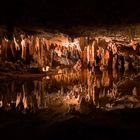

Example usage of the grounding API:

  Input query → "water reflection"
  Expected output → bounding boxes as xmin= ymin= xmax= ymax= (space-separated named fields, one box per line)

xmin=0 ymin=68 xmax=140 ymax=114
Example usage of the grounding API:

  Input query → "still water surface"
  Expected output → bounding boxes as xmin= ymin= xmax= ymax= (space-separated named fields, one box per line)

xmin=0 ymin=68 xmax=140 ymax=115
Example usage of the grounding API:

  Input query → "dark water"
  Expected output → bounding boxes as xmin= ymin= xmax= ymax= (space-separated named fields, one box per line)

xmin=0 ymin=68 xmax=140 ymax=114
xmin=0 ymin=68 xmax=140 ymax=140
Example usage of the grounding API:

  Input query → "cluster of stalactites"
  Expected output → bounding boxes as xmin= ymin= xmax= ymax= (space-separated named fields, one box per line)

xmin=0 ymin=33 xmax=81 ymax=68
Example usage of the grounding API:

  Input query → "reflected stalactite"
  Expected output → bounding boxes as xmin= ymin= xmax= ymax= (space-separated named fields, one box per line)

xmin=22 ymin=85 xmax=28 ymax=109
xmin=132 ymin=87 xmax=137 ymax=97
xmin=16 ymin=93 xmax=22 ymax=108
xmin=0 ymin=66 xmax=139 ymax=112
xmin=0 ymin=100 xmax=2 ymax=107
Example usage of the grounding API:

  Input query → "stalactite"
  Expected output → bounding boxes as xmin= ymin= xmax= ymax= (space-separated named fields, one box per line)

xmin=87 ymin=45 xmax=89 ymax=65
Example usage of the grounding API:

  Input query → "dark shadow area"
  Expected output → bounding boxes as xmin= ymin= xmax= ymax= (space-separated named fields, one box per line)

xmin=1 ymin=108 xmax=140 ymax=140
xmin=1 ymin=0 xmax=140 ymax=39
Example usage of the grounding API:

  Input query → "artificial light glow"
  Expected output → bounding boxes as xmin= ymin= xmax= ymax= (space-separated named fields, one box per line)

xmin=42 ymin=66 xmax=49 ymax=72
